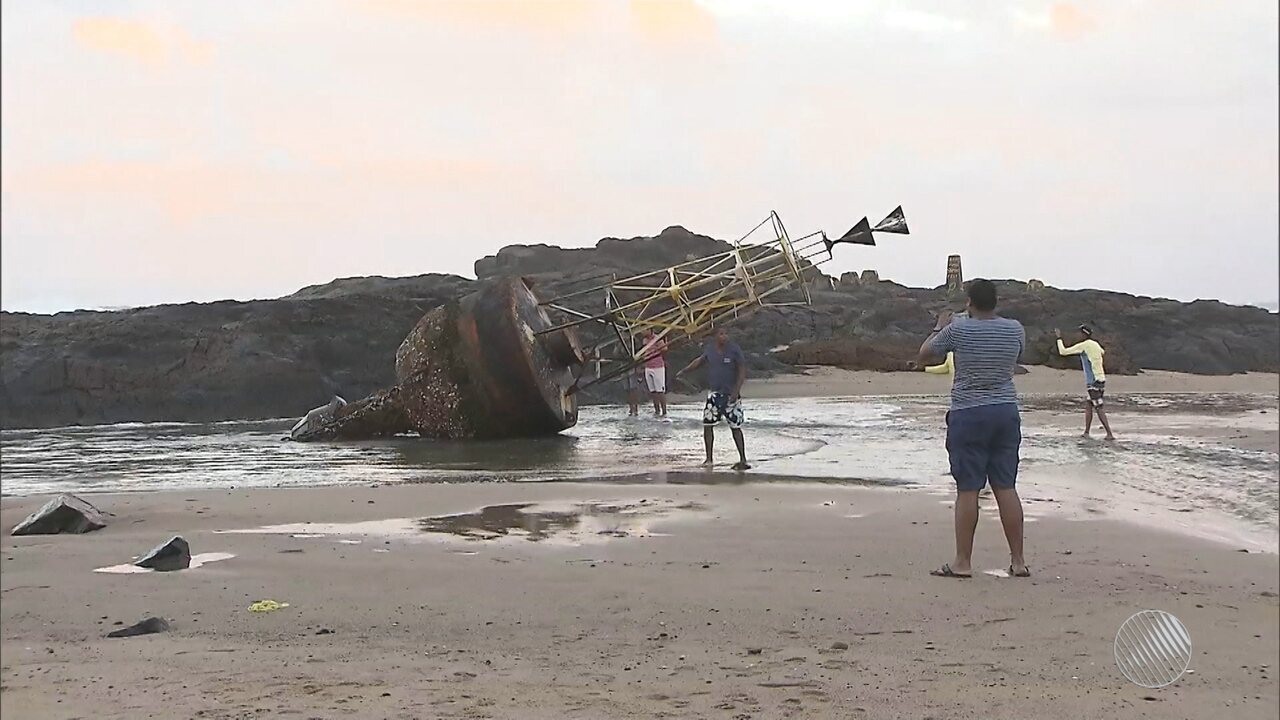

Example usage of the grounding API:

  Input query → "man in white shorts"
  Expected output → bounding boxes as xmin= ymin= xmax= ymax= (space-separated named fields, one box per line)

xmin=640 ymin=330 xmax=668 ymax=416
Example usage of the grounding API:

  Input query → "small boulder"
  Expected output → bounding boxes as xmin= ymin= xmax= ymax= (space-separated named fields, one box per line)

xmin=11 ymin=494 xmax=108 ymax=536
xmin=106 ymin=617 xmax=169 ymax=638
xmin=135 ymin=536 xmax=191 ymax=571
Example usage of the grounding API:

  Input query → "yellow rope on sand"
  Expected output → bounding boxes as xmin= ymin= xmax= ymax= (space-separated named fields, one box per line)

xmin=248 ymin=599 xmax=289 ymax=613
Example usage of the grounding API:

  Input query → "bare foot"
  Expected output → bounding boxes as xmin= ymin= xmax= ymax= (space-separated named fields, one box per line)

xmin=732 ymin=461 xmax=751 ymax=471
xmin=701 ymin=458 xmax=714 ymax=467
xmin=1104 ymin=434 xmax=1116 ymax=441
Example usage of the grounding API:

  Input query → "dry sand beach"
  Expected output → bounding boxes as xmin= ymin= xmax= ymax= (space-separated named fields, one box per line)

xmin=2 ymin=369 xmax=1278 ymax=720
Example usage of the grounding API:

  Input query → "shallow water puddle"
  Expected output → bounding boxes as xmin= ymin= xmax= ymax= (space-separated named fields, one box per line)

xmin=220 ymin=499 xmax=708 ymax=546
xmin=94 ymin=552 xmax=236 ymax=574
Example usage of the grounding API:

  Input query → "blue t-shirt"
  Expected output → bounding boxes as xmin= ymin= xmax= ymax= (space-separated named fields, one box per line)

xmin=703 ymin=341 xmax=745 ymax=394
xmin=928 ymin=317 xmax=1025 ymax=411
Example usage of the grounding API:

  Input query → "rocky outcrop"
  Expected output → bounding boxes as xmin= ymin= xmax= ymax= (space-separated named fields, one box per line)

xmin=1 ymin=228 xmax=1276 ymax=429
xmin=1 ymin=274 xmax=468 ymax=429
xmin=11 ymin=494 xmax=108 ymax=535
xmin=772 ymin=339 xmax=918 ymax=372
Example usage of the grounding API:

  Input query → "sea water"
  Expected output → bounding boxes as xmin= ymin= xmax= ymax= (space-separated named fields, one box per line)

xmin=2 ymin=394 xmax=1275 ymax=549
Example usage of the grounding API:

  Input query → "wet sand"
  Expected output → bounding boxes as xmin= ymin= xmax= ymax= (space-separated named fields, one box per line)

xmin=679 ymin=367 xmax=1280 ymax=455
xmin=728 ymin=366 xmax=1280 ymax=399
xmin=3 ymin=481 xmax=1277 ymax=720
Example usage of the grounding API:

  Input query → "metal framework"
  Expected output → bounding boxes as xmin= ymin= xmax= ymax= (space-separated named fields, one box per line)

xmin=537 ymin=207 xmax=908 ymax=393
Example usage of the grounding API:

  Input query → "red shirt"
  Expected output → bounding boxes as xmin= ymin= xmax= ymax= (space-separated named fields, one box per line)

xmin=641 ymin=337 xmax=667 ymax=369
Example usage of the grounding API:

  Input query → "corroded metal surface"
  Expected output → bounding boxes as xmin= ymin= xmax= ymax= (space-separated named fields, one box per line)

xmin=291 ymin=277 xmax=580 ymax=441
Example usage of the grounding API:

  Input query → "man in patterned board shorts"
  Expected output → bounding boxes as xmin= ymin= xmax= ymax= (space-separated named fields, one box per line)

xmin=917 ymin=279 xmax=1029 ymax=580
xmin=676 ymin=327 xmax=750 ymax=470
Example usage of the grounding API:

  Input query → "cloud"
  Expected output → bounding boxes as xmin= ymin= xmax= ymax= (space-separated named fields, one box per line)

xmin=71 ymin=17 xmax=213 ymax=67
xmin=883 ymin=9 xmax=969 ymax=35
xmin=1012 ymin=3 xmax=1097 ymax=41
xmin=357 ymin=0 xmax=602 ymax=35
xmin=1049 ymin=3 xmax=1097 ymax=39
xmin=629 ymin=0 xmax=718 ymax=44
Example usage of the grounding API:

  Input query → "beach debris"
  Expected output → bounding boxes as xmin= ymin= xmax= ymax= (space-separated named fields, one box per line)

xmin=248 ymin=599 xmax=290 ymax=613
xmin=747 ymin=648 xmax=763 ymax=655
xmin=831 ymin=641 xmax=850 ymax=650
xmin=288 ymin=278 xmax=583 ymax=441
xmin=289 ymin=395 xmax=347 ymax=439
xmin=106 ymin=616 xmax=170 ymax=638
xmin=135 ymin=535 xmax=191 ymax=571
xmin=11 ymin=493 xmax=108 ymax=536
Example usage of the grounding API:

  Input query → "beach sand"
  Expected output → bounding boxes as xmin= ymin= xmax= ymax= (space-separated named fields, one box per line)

xmin=2 ymin=480 xmax=1277 ymax=720
xmin=2 ymin=368 xmax=1277 ymax=719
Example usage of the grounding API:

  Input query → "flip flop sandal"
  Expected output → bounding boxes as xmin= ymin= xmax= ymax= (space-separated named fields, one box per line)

xmin=930 ymin=563 xmax=971 ymax=579
xmin=1008 ymin=565 xmax=1031 ymax=578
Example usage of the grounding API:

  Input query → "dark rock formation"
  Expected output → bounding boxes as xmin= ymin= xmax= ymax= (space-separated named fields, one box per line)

xmin=2 ymin=226 xmax=1276 ymax=429
xmin=10 ymin=494 xmax=108 ymax=535
xmin=1 ymin=274 xmax=469 ymax=429
xmin=135 ymin=536 xmax=191 ymax=571
xmin=772 ymin=339 xmax=918 ymax=372
xmin=106 ymin=617 xmax=170 ymax=638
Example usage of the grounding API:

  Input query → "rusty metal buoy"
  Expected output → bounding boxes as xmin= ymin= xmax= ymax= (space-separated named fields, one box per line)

xmin=291 ymin=277 xmax=582 ymax=441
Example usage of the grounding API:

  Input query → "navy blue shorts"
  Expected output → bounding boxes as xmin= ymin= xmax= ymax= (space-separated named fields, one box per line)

xmin=945 ymin=403 xmax=1021 ymax=492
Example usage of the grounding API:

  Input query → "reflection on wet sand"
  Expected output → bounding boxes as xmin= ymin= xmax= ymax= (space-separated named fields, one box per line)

xmin=220 ymin=499 xmax=709 ymax=546
xmin=417 ymin=500 xmax=707 ymax=542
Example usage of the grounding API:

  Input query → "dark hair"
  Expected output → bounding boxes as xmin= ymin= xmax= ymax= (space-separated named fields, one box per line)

xmin=967 ymin=279 xmax=998 ymax=311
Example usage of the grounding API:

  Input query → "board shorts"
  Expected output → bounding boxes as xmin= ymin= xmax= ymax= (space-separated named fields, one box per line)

xmin=1086 ymin=380 xmax=1105 ymax=407
xmin=945 ymin=403 xmax=1021 ymax=492
xmin=644 ymin=366 xmax=666 ymax=393
xmin=702 ymin=391 xmax=744 ymax=429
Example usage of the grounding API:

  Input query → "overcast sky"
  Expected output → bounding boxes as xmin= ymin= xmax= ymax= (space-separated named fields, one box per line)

xmin=2 ymin=0 xmax=1277 ymax=313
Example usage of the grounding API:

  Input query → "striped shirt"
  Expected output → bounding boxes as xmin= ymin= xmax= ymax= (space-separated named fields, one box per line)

xmin=928 ymin=317 xmax=1025 ymax=410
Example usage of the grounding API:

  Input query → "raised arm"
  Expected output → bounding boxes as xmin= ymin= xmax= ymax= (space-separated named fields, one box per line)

xmin=918 ymin=311 xmax=954 ymax=366
xmin=676 ymin=353 xmax=705 ymax=377
xmin=1054 ymin=329 xmax=1085 ymax=356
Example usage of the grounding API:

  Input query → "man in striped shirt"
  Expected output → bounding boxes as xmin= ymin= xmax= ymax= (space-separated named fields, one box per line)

xmin=917 ymin=279 xmax=1029 ymax=579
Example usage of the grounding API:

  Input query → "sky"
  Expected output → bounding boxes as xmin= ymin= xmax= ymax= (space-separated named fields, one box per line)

xmin=2 ymin=0 xmax=1277 ymax=313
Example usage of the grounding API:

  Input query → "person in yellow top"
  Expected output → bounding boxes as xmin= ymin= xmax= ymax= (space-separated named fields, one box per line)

xmin=1055 ymin=324 xmax=1115 ymax=440
xmin=924 ymin=352 xmax=954 ymax=375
